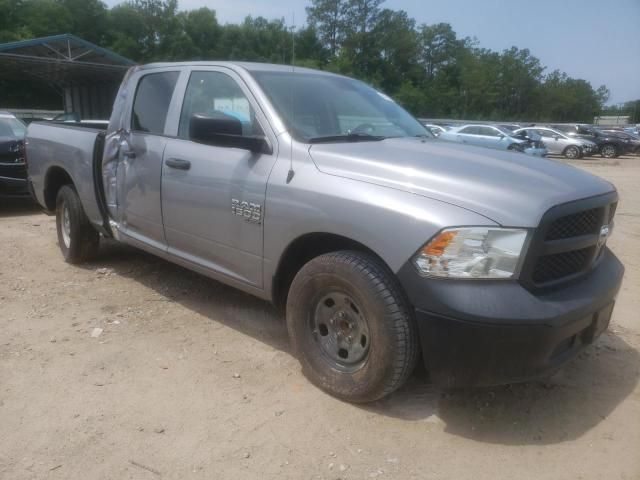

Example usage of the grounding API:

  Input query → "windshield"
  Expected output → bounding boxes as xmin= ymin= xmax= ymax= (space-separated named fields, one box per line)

xmin=495 ymin=126 xmax=515 ymax=136
xmin=250 ymin=70 xmax=431 ymax=142
xmin=0 ymin=116 xmax=26 ymax=139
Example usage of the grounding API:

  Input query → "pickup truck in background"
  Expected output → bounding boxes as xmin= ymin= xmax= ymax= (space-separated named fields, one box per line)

xmin=26 ymin=62 xmax=624 ymax=402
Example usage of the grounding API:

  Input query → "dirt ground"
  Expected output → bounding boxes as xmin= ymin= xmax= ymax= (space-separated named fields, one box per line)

xmin=1 ymin=155 xmax=639 ymax=480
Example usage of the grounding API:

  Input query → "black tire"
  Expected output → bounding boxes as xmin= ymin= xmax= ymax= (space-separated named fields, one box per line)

xmin=601 ymin=144 xmax=618 ymax=158
xmin=286 ymin=251 xmax=419 ymax=403
xmin=55 ymin=185 xmax=99 ymax=264
xmin=564 ymin=145 xmax=582 ymax=159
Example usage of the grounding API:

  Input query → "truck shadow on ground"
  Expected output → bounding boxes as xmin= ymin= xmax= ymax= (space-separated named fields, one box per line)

xmin=0 ymin=197 xmax=41 ymax=218
xmin=373 ymin=333 xmax=639 ymax=445
xmin=86 ymin=239 xmax=640 ymax=447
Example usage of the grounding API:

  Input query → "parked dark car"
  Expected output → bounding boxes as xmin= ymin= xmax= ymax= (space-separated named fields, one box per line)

xmin=551 ymin=124 xmax=630 ymax=158
xmin=0 ymin=112 xmax=28 ymax=197
xmin=598 ymin=129 xmax=640 ymax=154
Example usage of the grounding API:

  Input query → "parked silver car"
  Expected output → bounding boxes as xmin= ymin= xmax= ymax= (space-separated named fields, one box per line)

xmin=514 ymin=127 xmax=597 ymax=159
xmin=439 ymin=124 xmax=547 ymax=156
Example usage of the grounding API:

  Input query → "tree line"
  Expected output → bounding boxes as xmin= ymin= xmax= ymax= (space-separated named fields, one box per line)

xmin=0 ymin=0 xmax=618 ymax=122
xmin=600 ymin=101 xmax=640 ymax=124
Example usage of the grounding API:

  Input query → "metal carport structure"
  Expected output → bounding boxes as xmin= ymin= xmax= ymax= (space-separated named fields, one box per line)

xmin=0 ymin=34 xmax=136 ymax=119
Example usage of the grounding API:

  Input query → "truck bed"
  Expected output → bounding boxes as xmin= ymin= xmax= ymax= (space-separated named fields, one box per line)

xmin=26 ymin=122 xmax=108 ymax=233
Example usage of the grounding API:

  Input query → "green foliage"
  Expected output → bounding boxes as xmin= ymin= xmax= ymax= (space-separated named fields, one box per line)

xmin=600 ymin=99 xmax=640 ymax=123
xmin=0 ymin=0 xmax=614 ymax=122
xmin=20 ymin=0 xmax=73 ymax=38
xmin=306 ymin=0 xmax=345 ymax=57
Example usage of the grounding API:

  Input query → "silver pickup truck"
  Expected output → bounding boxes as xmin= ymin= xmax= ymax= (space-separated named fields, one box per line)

xmin=26 ymin=62 xmax=624 ymax=402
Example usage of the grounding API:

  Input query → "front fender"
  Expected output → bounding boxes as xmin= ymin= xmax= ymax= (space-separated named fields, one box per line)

xmin=262 ymin=154 xmax=497 ymax=296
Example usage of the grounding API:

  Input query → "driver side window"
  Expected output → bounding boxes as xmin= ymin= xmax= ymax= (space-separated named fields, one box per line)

xmin=178 ymin=71 xmax=262 ymax=140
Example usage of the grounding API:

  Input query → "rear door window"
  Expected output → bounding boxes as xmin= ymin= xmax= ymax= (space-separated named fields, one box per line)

xmin=131 ymin=71 xmax=180 ymax=134
xmin=478 ymin=126 xmax=500 ymax=137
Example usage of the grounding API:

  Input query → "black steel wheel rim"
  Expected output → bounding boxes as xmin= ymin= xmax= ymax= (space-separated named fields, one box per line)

xmin=310 ymin=291 xmax=370 ymax=372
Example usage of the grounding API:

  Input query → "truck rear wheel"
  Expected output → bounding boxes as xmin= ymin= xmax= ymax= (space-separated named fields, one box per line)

xmin=286 ymin=251 xmax=419 ymax=403
xmin=55 ymin=185 xmax=99 ymax=264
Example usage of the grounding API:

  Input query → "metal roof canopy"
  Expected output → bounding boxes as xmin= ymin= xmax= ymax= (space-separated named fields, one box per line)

xmin=0 ymin=34 xmax=135 ymax=87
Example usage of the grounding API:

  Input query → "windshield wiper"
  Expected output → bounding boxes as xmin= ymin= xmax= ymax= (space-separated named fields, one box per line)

xmin=307 ymin=133 xmax=387 ymax=144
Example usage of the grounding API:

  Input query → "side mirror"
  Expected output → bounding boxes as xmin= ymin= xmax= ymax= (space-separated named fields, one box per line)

xmin=189 ymin=113 xmax=270 ymax=154
xmin=553 ymin=135 xmax=560 ymax=140
xmin=497 ymin=133 xmax=505 ymax=138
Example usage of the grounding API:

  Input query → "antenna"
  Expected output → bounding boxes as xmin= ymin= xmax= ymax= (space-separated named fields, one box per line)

xmin=286 ymin=12 xmax=296 ymax=184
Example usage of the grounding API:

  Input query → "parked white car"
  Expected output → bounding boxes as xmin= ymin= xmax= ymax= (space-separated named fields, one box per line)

xmin=439 ymin=124 xmax=547 ymax=156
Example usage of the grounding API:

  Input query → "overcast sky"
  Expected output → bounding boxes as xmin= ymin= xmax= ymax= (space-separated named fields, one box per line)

xmin=103 ymin=0 xmax=640 ymax=104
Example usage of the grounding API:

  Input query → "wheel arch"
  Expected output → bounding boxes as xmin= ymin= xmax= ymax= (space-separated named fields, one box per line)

xmin=562 ymin=144 xmax=581 ymax=156
xmin=44 ymin=165 xmax=75 ymax=212
xmin=271 ymin=232 xmax=391 ymax=310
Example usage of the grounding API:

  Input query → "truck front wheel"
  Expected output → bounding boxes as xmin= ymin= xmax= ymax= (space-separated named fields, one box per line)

xmin=286 ymin=251 xmax=419 ymax=403
xmin=55 ymin=185 xmax=99 ymax=264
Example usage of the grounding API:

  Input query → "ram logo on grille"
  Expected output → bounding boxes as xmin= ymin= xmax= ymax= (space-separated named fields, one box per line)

xmin=597 ymin=224 xmax=611 ymax=249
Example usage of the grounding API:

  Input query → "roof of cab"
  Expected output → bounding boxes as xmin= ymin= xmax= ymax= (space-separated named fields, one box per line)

xmin=136 ymin=61 xmax=338 ymax=76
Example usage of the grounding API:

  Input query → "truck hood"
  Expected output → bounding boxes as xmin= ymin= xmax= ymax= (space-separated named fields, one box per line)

xmin=308 ymin=137 xmax=615 ymax=227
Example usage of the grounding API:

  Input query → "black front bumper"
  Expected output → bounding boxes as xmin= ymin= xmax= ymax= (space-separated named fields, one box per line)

xmin=397 ymin=248 xmax=624 ymax=388
xmin=0 ymin=174 xmax=30 ymax=196
xmin=0 ymin=160 xmax=29 ymax=196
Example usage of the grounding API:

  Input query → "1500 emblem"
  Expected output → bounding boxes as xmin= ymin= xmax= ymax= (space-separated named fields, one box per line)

xmin=231 ymin=199 xmax=262 ymax=224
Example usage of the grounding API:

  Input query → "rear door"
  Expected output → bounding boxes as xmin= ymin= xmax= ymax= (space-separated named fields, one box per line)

xmin=456 ymin=126 xmax=480 ymax=145
xmin=160 ymin=67 xmax=278 ymax=288
xmin=117 ymin=69 xmax=181 ymax=249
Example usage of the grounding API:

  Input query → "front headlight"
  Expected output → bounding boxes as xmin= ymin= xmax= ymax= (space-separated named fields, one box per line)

xmin=412 ymin=227 xmax=529 ymax=279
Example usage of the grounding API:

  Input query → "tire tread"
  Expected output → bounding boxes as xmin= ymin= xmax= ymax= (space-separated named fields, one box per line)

xmin=287 ymin=250 xmax=419 ymax=402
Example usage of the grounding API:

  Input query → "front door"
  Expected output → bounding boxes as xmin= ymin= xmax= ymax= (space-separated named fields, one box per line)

xmin=477 ymin=126 xmax=503 ymax=149
xmin=161 ymin=68 xmax=277 ymax=288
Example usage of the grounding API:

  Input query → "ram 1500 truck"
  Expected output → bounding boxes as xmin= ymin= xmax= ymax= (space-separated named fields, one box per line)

xmin=26 ymin=62 xmax=624 ymax=403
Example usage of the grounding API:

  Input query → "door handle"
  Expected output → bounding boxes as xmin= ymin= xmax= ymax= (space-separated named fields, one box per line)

xmin=165 ymin=158 xmax=191 ymax=170
xmin=122 ymin=150 xmax=136 ymax=158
